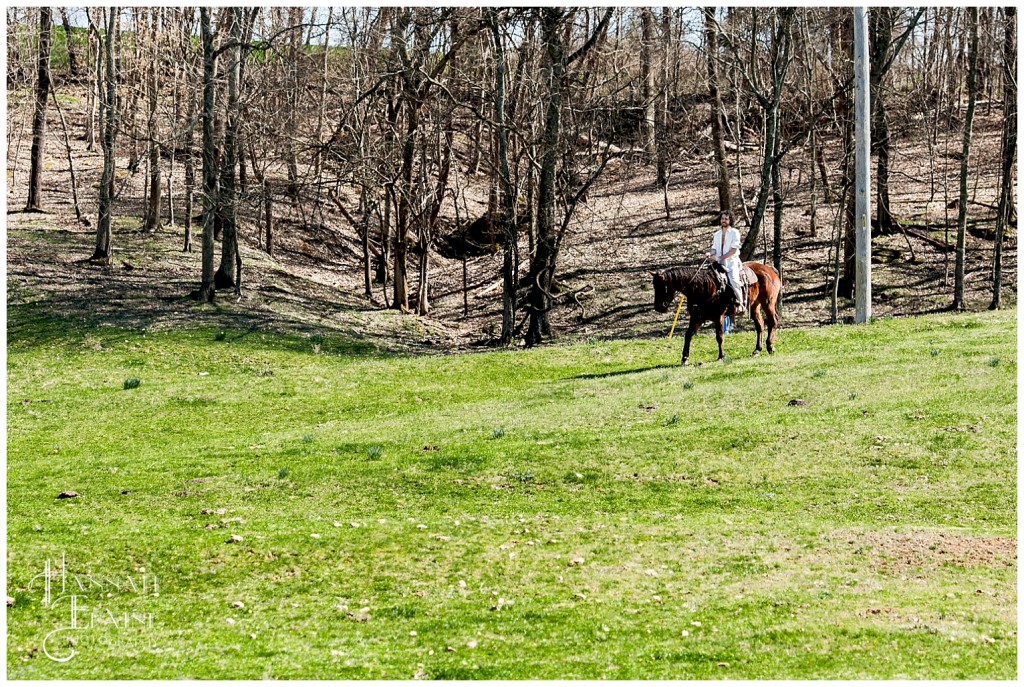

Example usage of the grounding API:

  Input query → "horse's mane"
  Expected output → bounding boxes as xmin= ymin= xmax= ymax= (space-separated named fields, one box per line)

xmin=663 ymin=265 xmax=719 ymax=298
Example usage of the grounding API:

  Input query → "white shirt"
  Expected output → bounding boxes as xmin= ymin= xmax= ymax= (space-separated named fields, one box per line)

xmin=711 ymin=227 xmax=742 ymax=268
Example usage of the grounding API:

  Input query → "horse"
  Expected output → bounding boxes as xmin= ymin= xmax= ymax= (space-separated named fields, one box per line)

xmin=651 ymin=261 xmax=781 ymax=365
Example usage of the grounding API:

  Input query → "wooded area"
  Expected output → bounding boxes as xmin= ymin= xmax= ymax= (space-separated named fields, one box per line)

xmin=6 ymin=7 xmax=1017 ymax=346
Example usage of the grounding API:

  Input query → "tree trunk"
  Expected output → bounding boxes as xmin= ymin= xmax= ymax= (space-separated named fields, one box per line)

xmin=704 ymin=7 xmax=732 ymax=214
xmin=143 ymin=9 xmax=162 ymax=231
xmin=59 ymin=8 xmax=80 ymax=78
xmin=771 ymin=130 xmax=783 ymax=279
xmin=393 ymin=101 xmax=415 ymax=312
xmin=286 ymin=7 xmax=301 ymax=200
xmin=640 ymin=9 xmax=656 ymax=157
xmin=215 ymin=7 xmax=242 ymax=292
xmin=182 ymin=49 xmax=196 ymax=252
xmin=655 ymin=8 xmax=671 ymax=189
xmin=526 ymin=9 xmax=566 ymax=347
xmin=836 ymin=11 xmax=857 ymax=299
xmin=870 ymin=8 xmax=896 ymax=233
xmin=85 ymin=11 xmax=99 ymax=150
xmin=488 ymin=9 xmax=517 ymax=345
xmin=989 ymin=7 xmax=1016 ymax=310
xmin=92 ymin=7 xmax=117 ymax=264
xmin=739 ymin=9 xmax=794 ymax=261
xmin=26 ymin=7 xmax=52 ymax=212
xmin=50 ymin=87 xmax=84 ymax=224
xmin=265 ymin=179 xmax=274 ymax=257
xmin=360 ymin=187 xmax=371 ymax=296
xmin=198 ymin=7 xmax=217 ymax=302
xmin=953 ymin=7 xmax=978 ymax=311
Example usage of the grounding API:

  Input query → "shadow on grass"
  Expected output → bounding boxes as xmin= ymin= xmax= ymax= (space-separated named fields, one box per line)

xmin=6 ymin=306 xmax=386 ymax=359
xmin=572 ymin=363 xmax=678 ymax=380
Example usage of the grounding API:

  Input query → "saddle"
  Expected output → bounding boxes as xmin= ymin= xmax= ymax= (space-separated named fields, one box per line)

xmin=709 ymin=263 xmax=758 ymax=287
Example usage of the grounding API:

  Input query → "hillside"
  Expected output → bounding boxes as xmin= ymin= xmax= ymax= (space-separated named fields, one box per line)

xmin=6 ymin=86 xmax=1016 ymax=352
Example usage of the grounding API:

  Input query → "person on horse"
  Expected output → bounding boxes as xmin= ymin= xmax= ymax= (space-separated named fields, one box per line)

xmin=707 ymin=210 xmax=746 ymax=317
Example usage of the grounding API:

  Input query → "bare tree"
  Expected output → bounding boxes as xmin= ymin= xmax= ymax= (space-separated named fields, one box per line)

xmin=525 ymin=7 xmax=613 ymax=347
xmin=727 ymin=8 xmax=795 ymax=262
xmin=91 ymin=7 xmax=117 ymax=265
xmin=704 ymin=7 xmax=733 ymax=215
xmin=989 ymin=6 xmax=1015 ymax=311
xmin=143 ymin=8 xmax=162 ymax=231
xmin=25 ymin=7 xmax=52 ymax=212
xmin=953 ymin=7 xmax=979 ymax=311
xmin=59 ymin=8 xmax=80 ymax=78
xmin=640 ymin=9 xmax=656 ymax=157
xmin=215 ymin=7 xmax=242 ymax=292
xmin=198 ymin=7 xmax=217 ymax=302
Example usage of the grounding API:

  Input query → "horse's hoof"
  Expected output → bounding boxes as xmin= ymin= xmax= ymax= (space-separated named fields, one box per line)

xmin=681 ymin=359 xmax=689 ymax=367
xmin=752 ymin=349 xmax=761 ymax=357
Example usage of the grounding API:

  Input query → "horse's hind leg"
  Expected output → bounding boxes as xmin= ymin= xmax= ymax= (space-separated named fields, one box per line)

xmin=751 ymin=304 xmax=765 ymax=356
xmin=764 ymin=303 xmax=779 ymax=354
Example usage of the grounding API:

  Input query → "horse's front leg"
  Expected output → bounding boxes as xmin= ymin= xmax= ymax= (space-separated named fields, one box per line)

xmin=715 ymin=317 xmax=725 ymax=360
xmin=680 ymin=318 xmax=700 ymax=366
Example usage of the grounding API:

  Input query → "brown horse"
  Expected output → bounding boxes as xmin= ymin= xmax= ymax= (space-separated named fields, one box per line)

xmin=651 ymin=261 xmax=781 ymax=365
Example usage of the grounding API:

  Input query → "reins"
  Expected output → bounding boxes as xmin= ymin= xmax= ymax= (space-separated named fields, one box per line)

xmin=667 ymin=260 xmax=714 ymax=339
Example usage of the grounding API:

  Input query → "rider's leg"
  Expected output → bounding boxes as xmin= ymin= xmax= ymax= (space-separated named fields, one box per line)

xmin=726 ymin=265 xmax=745 ymax=316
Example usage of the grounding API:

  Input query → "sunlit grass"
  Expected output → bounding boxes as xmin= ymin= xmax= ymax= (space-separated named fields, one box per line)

xmin=6 ymin=310 xmax=1016 ymax=678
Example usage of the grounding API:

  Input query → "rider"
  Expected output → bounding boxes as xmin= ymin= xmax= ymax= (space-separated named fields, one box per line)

xmin=707 ymin=210 xmax=746 ymax=316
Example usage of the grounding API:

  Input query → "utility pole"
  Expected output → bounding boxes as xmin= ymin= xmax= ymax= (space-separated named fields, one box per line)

xmin=853 ymin=7 xmax=871 ymax=323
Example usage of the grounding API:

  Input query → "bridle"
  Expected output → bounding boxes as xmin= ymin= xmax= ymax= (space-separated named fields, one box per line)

xmin=660 ymin=259 xmax=712 ymax=312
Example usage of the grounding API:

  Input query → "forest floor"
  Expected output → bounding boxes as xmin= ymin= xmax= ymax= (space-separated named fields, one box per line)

xmin=5 ymin=88 xmax=1016 ymax=353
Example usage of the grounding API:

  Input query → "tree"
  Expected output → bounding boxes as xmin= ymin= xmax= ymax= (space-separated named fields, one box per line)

xmin=388 ymin=8 xmax=471 ymax=313
xmin=640 ymin=9 xmax=656 ymax=157
xmin=704 ymin=7 xmax=732 ymax=215
xmin=870 ymin=8 xmax=925 ymax=234
xmin=525 ymin=7 xmax=612 ymax=347
xmin=25 ymin=7 xmax=52 ymax=212
xmin=214 ymin=7 xmax=242 ymax=292
xmin=486 ymin=9 xmax=519 ymax=344
xmin=58 ymin=8 xmax=80 ymax=78
xmin=142 ymin=8 xmax=162 ymax=231
xmin=989 ymin=7 xmax=1015 ymax=311
xmin=953 ymin=8 xmax=979 ymax=311
xmin=728 ymin=8 xmax=795 ymax=262
xmin=91 ymin=7 xmax=117 ymax=265
xmin=198 ymin=7 xmax=217 ymax=302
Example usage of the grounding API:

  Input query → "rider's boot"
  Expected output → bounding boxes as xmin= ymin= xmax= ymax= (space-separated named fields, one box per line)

xmin=731 ymin=286 xmax=746 ymax=318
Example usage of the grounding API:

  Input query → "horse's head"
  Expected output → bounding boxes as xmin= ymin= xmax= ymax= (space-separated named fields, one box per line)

xmin=650 ymin=271 xmax=675 ymax=313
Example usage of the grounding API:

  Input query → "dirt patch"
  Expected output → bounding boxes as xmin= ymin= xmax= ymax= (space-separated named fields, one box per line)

xmin=854 ymin=530 xmax=1016 ymax=573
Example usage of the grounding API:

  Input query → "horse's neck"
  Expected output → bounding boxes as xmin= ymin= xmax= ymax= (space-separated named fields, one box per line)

xmin=672 ymin=268 xmax=707 ymax=297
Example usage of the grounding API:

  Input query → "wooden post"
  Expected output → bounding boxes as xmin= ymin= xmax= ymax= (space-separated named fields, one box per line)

xmin=853 ymin=7 xmax=872 ymax=324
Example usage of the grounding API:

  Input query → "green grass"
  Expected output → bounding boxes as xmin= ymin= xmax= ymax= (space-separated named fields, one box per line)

xmin=6 ymin=311 xmax=1017 ymax=678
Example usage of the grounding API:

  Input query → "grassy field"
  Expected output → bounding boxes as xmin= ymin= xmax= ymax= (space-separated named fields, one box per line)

xmin=5 ymin=309 xmax=1017 ymax=678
